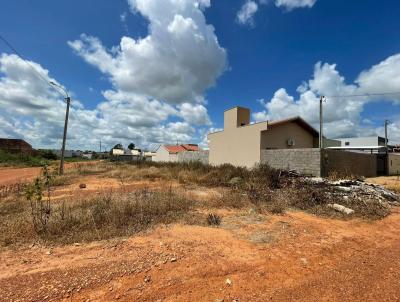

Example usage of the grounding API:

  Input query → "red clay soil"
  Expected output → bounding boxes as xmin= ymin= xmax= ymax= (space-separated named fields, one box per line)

xmin=0 ymin=161 xmax=99 ymax=187
xmin=0 ymin=166 xmax=42 ymax=186
xmin=1 ymin=208 xmax=399 ymax=302
xmin=49 ymin=176 xmax=181 ymax=201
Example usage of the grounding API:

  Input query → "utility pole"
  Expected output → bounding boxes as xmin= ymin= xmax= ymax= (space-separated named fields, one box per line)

xmin=100 ymin=139 xmax=102 ymax=153
xmin=50 ymin=81 xmax=70 ymax=175
xmin=59 ymin=97 xmax=70 ymax=175
xmin=384 ymin=119 xmax=391 ymax=154
xmin=319 ymin=96 xmax=326 ymax=149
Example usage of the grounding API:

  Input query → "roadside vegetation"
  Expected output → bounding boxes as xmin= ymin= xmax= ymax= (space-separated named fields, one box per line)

xmin=0 ymin=150 xmax=50 ymax=167
xmin=0 ymin=161 xmax=397 ymax=248
xmin=0 ymin=149 xmax=95 ymax=167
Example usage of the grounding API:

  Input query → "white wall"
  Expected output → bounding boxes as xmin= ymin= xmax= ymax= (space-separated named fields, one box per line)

xmin=153 ymin=146 xmax=171 ymax=162
xmin=337 ymin=137 xmax=384 ymax=147
xmin=388 ymin=153 xmax=400 ymax=175
xmin=209 ymin=122 xmax=268 ymax=168
xmin=112 ymin=149 xmax=124 ymax=155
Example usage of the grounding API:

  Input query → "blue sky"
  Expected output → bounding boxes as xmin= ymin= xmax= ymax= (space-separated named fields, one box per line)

xmin=0 ymin=0 xmax=400 ymax=150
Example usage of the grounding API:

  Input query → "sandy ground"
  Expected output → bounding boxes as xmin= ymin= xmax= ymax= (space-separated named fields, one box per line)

xmin=1 ymin=169 xmax=400 ymax=302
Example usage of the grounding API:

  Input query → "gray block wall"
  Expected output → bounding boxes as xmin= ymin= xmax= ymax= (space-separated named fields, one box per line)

xmin=261 ymin=149 xmax=321 ymax=176
xmin=177 ymin=150 xmax=209 ymax=165
xmin=260 ymin=148 xmax=378 ymax=177
xmin=322 ymin=149 xmax=377 ymax=177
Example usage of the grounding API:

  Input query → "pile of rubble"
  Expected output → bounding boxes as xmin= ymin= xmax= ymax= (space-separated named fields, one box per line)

xmin=305 ymin=177 xmax=399 ymax=215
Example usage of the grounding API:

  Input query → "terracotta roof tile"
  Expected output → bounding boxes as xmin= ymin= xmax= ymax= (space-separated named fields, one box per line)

xmin=163 ymin=144 xmax=199 ymax=153
xmin=181 ymin=144 xmax=199 ymax=151
xmin=164 ymin=145 xmax=186 ymax=154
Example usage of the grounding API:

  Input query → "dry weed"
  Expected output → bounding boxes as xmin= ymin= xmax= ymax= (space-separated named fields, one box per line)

xmin=1 ymin=189 xmax=195 ymax=248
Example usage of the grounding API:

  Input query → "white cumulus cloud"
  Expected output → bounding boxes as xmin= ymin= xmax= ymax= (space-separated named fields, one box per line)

xmin=237 ymin=0 xmax=317 ymax=27
xmin=275 ymin=0 xmax=317 ymax=10
xmin=253 ymin=53 xmax=400 ymax=142
xmin=236 ymin=1 xmax=259 ymax=26
xmin=179 ymin=103 xmax=211 ymax=125
xmin=69 ymin=0 xmax=226 ymax=104
xmin=0 ymin=0 xmax=227 ymax=150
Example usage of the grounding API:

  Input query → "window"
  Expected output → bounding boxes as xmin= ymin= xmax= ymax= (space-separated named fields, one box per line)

xmin=345 ymin=142 xmax=350 ymax=146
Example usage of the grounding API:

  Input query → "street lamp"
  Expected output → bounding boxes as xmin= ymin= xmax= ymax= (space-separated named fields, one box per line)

xmin=50 ymin=81 xmax=71 ymax=175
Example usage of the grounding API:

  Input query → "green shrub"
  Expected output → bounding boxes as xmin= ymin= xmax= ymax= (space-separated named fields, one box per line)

xmin=0 ymin=150 xmax=48 ymax=167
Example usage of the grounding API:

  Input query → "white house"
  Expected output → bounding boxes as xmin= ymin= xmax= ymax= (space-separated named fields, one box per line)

xmin=124 ymin=149 xmax=141 ymax=156
xmin=336 ymin=136 xmax=388 ymax=148
xmin=111 ymin=148 xmax=124 ymax=156
xmin=153 ymin=144 xmax=199 ymax=162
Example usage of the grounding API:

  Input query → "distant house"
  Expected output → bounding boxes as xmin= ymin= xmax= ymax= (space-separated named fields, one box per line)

xmin=143 ymin=151 xmax=156 ymax=161
xmin=0 ymin=138 xmax=35 ymax=155
xmin=50 ymin=149 xmax=83 ymax=158
xmin=111 ymin=148 xmax=124 ymax=156
xmin=153 ymin=144 xmax=200 ymax=162
xmin=124 ymin=148 xmax=142 ymax=156
xmin=336 ymin=136 xmax=391 ymax=150
xmin=82 ymin=153 xmax=93 ymax=159
xmin=110 ymin=147 xmax=144 ymax=162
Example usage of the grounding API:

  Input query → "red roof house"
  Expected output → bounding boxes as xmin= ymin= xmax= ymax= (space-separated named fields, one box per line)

xmin=154 ymin=144 xmax=200 ymax=162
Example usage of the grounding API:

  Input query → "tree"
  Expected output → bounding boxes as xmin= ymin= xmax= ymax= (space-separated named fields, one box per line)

xmin=112 ymin=143 xmax=123 ymax=150
xmin=128 ymin=143 xmax=135 ymax=150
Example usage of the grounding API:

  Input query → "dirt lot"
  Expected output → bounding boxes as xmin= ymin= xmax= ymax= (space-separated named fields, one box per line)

xmin=0 ymin=161 xmax=97 ymax=186
xmin=0 ymin=166 xmax=42 ymax=186
xmin=1 ymin=166 xmax=399 ymax=302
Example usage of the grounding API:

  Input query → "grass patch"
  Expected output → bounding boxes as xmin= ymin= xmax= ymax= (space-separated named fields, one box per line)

xmin=72 ymin=161 xmax=115 ymax=175
xmin=0 ymin=189 xmax=195 ymax=247
xmin=207 ymin=213 xmax=221 ymax=226
xmin=68 ymin=161 xmax=396 ymax=219
xmin=386 ymin=185 xmax=400 ymax=194
xmin=204 ymin=189 xmax=248 ymax=209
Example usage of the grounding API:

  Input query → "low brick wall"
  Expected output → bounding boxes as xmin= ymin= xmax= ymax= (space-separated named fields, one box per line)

xmin=177 ymin=150 xmax=209 ymax=165
xmin=261 ymin=149 xmax=321 ymax=176
xmin=260 ymin=149 xmax=378 ymax=177
xmin=322 ymin=150 xmax=377 ymax=177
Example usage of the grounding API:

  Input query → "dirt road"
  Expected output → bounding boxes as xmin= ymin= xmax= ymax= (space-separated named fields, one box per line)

xmin=0 ymin=161 xmax=98 ymax=187
xmin=0 ymin=166 xmax=41 ymax=186
xmin=1 ymin=208 xmax=399 ymax=302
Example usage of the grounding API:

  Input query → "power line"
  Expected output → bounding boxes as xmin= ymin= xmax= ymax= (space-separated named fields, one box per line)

xmin=0 ymin=34 xmax=53 ymax=88
xmin=326 ymin=91 xmax=400 ymax=98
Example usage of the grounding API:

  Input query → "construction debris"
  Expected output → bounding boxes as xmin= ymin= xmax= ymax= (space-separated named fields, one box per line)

xmin=278 ymin=175 xmax=400 ymax=218
xmin=305 ymin=178 xmax=399 ymax=205
xmin=327 ymin=203 xmax=355 ymax=215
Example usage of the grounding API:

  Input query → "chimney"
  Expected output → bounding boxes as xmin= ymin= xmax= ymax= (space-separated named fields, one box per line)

xmin=224 ymin=107 xmax=250 ymax=129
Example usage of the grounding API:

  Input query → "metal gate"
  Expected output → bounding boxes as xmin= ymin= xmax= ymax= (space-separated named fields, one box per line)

xmin=377 ymin=154 xmax=388 ymax=176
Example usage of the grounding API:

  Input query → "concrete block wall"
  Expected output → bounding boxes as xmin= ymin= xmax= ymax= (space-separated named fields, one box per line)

xmin=260 ymin=149 xmax=321 ymax=176
xmin=260 ymin=149 xmax=378 ymax=177
xmin=177 ymin=150 xmax=209 ymax=165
